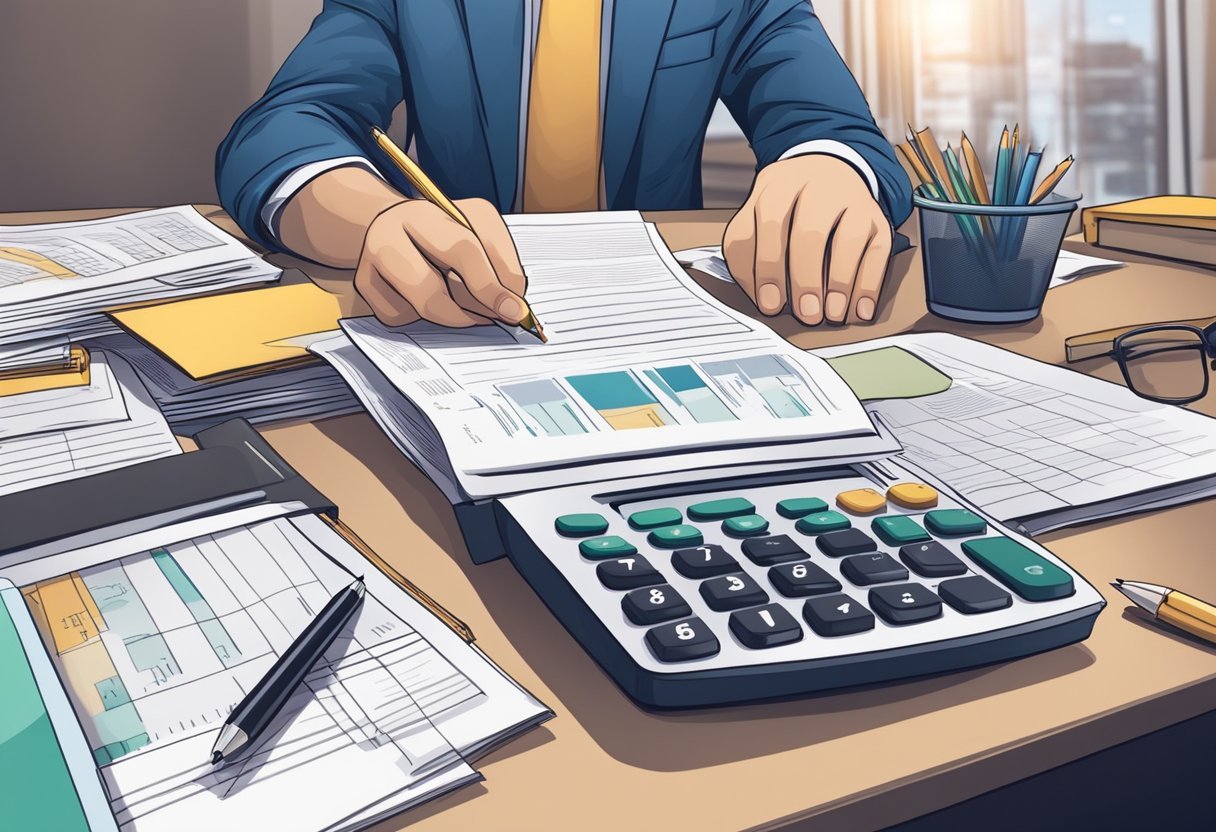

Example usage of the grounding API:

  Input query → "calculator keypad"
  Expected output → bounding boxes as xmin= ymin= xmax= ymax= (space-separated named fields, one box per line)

xmin=623 ymin=584 xmax=691 ymax=625
xmin=597 ymin=556 xmax=663 ymax=590
xmin=803 ymin=594 xmax=875 ymax=636
xmin=768 ymin=561 xmax=841 ymax=597
xmin=645 ymin=618 xmax=720 ymax=662
xmin=729 ymin=604 xmax=803 ymax=649
xmin=671 ymin=544 xmax=739 ymax=578
xmin=700 ymin=573 xmax=769 ymax=611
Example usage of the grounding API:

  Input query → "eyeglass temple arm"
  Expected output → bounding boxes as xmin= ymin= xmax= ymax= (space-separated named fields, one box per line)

xmin=1065 ymin=316 xmax=1216 ymax=364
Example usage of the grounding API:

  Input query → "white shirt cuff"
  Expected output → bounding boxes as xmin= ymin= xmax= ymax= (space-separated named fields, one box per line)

xmin=260 ymin=156 xmax=385 ymax=242
xmin=777 ymin=140 xmax=880 ymax=202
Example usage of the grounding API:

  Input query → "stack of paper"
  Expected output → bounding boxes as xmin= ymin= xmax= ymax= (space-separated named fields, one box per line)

xmin=310 ymin=212 xmax=897 ymax=503
xmin=0 ymin=207 xmax=279 ymax=346
xmin=92 ymin=334 xmax=360 ymax=435
xmin=0 ymin=350 xmax=182 ymax=496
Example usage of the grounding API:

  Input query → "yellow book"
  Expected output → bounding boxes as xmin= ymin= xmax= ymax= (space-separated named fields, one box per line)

xmin=0 ymin=347 xmax=90 ymax=397
xmin=1081 ymin=196 xmax=1216 ymax=267
xmin=109 ymin=282 xmax=345 ymax=381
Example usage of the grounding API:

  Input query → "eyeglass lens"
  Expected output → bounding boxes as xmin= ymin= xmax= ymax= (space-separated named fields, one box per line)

xmin=1119 ymin=328 xmax=1208 ymax=402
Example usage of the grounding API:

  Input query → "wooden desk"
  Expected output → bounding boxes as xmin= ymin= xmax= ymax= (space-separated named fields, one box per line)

xmin=8 ymin=206 xmax=1216 ymax=831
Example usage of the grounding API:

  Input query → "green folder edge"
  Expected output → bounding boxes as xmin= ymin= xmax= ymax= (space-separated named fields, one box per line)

xmin=0 ymin=580 xmax=119 ymax=832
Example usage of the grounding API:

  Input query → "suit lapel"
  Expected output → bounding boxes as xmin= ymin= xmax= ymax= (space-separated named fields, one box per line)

xmin=603 ymin=0 xmax=676 ymax=206
xmin=460 ymin=0 xmax=524 ymax=208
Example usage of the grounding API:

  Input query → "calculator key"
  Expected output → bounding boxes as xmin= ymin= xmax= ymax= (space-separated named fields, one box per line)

xmin=776 ymin=497 xmax=829 ymax=519
xmin=938 ymin=575 xmax=1012 ymax=614
xmin=869 ymin=583 xmax=943 ymax=625
xmin=648 ymin=524 xmax=704 ymax=549
xmin=899 ymin=541 xmax=968 ymax=578
xmin=672 ymin=545 xmax=739 ymax=579
xmin=687 ymin=497 xmax=755 ymax=520
xmin=835 ymin=487 xmax=887 ymax=515
xmin=729 ymin=604 xmax=803 ymax=649
xmin=723 ymin=514 xmax=770 ymax=537
xmin=886 ymin=482 xmax=939 ymax=509
xmin=795 ymin=511 xmax=851 ymax=535
xmin=555 ymin=513 xmax=608 ymax=537
xmin=871 ymin=515 xmax=931 ymax=546
xmin=962 ymin=537 xmax=1075 ymax=602
xmin=579 ymin=535 xmax=638 ymax=560
xmin=924 ymin=509 xmax=988 ymax=537
xmin=768 ymin=561 xmax=842 ymax=597
xmin=645 ymin=618 xmax=720 ymax=662
xmin=628 ymin=507 xmax=682 ymax=530
xmin=741 ymin=534 xmax=807 ymax=565
xmin=699 ymin=573 xmax=769 ymax=611
xmin=802 ymin=594 xmax=875 ymax=636
xmin=815 ymin=528 xmax=878 ymax=557
xmin=841 ymin=552 xmax=910 ymax=586
xmin=622 ymin=585 xmax=691 ymax=625
xmin=597 ymin=556 xmax=663 ymax=590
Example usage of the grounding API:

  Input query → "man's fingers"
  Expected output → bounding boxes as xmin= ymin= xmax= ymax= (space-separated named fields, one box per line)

xmin=354 ymin=261 xmax=420 ymax=327
xmin=405 ymin=202 xmax=527 ymax=324
xmin=850 ymin=228 xmax=892 ymax=322
xmin=824 ymin=217 xmax=875 ymax=323
xmin=751 ymin=195 xmax=794 ymax=316
xmin=787 ymin=197 xmax=837 ymax=326
xmin=461 ymin=198 xmax=528 ymax=297
xmin=374 ymin=243 xmax=487 ymax=327
xmin=722 ymin=208 xmax=757 ymax=300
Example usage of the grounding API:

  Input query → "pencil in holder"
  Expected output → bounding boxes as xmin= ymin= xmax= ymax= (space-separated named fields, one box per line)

xmin=914 ymin=191 xmax=1079 ymax=324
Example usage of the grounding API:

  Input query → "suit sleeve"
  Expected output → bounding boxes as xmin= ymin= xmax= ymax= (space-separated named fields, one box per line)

xmin=215 ymin=0 xmax=407 ymax=251
xmin=718 ymin=0 xmax=913 ymax=227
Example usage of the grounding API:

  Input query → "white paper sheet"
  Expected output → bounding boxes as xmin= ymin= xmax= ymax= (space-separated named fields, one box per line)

xmin=340 ymin=212 xmax=874 ymax=480
xmin=672 ymin=245 xmax=1125 ymax=289
xmin=0 ymin=352 xmax=181 ymax=495
xmin=815 ymin=333 xmax=1216 ymax=532
xmin=0 ymin=510 xmax=549 ymax=832
xmin=0 ymin=351 xmax=129 ymax=440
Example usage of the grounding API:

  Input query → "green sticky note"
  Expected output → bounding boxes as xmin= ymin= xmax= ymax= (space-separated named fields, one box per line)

xmin=825 ymin=347 xmax=953 ymax=401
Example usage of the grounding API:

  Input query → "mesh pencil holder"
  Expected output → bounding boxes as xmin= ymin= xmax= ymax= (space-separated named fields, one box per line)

xmin=914 ymin=192 xmax=1079 ymax=324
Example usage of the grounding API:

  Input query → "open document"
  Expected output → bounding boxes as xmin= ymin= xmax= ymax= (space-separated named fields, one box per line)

xmin=314 ymin=212 xmax=890 ymax=501
xmin=0 ymin=509 xmax=551 ymax=832
xmin=816 ymin=333 xmax=1216 ymax=535
xmin=0 ymin=207 xmax=279 ymax=345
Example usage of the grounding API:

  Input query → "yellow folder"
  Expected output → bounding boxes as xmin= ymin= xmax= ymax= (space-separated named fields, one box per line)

xmin=0 ymin=347 xmax=90 ymax=397
xmin=108 ymin=283 xmax=345 ymax=381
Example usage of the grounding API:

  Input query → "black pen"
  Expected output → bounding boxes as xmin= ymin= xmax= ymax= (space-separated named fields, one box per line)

xmin=210 ymin=577 xmax=366 ymax=765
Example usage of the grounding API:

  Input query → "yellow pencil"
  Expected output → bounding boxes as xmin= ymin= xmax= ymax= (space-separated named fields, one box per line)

xmin=370 ymin=126 xmax=547 ymax=342
xmin=1029 ymin=155 xmax=1075 ymax=204
xmin=896 ymin=143 xmax=935 ymax=191
xmin=959 ymin=132 xmax=992 ymax=205
xmin=911 ymin=126 xmax=958 ymax=201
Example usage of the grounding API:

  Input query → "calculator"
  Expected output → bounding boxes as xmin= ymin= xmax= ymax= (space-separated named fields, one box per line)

xmin=496 ymin=458 xmax=1105 ymax=708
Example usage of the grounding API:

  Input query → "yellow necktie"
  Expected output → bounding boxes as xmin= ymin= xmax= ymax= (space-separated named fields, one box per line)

xmin=523 ymin=0 xmax=602 ymax=212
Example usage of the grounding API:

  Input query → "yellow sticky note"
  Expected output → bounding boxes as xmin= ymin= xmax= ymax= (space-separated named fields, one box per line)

xmin=109 ymin=283 xmax=345 ymax=380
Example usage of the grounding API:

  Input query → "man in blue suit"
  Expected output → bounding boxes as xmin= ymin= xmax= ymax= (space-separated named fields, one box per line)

xmin=217 ymin=1 xmax=911 ymax=329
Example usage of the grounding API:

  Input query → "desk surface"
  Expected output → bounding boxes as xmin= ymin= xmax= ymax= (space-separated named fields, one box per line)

xmin=8 ymin=206 xmax=1216 ymax=832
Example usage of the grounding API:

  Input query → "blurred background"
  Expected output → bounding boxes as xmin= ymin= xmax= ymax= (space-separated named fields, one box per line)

xmin=2 ymin=0 xmax=1213 ymax=213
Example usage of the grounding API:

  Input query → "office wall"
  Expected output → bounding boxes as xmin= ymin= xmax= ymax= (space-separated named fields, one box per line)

xmin=0 ymin=0 xmax=320 ymax=212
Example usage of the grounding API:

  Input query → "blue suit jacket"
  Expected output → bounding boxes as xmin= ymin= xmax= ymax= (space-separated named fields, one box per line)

xmin=217 ymin=0 xmax=912 ymax=251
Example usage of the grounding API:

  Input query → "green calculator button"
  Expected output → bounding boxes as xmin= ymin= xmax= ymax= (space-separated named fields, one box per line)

xmin=723 ymin=514 xmax=769 ymax=537
xmin=579 ymin=535 xmax=638 ymax=559
xmin=648 ymin=525 xmax=704 ymax=549
xmin=962 ymin=537 xmax=1075 ymax=602
xmin=795 ymin=511 xmax=851 ymax=534
xmin=627 ymin=507 xmax=683 ymax=530
xmin=924 ymin=509 xmax=988 ymax=537
xmin=776 ymin=497 xmax=829 ymax=519
xmin=871 ymin=515 xmax=930 ymax=545
xmin=555 ymin=513 xmax=609 ymax=537
xmin=687 ymin=497 xmax=755 ymax=521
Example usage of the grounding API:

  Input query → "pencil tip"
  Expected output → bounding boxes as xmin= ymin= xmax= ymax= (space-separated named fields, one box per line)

xmin=211 ymin=751 xmax=222 ymax=765
xmin=1115 ymin=578 xmax=1124 ymax=584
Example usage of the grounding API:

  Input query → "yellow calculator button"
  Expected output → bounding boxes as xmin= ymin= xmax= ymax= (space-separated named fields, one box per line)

xmin=835 ymin=488 xmax=887 ymax=515
xmin=887 ymin=482 xmax=939 ymax=509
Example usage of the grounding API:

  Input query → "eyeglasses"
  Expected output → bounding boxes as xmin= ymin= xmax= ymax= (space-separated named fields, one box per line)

xmin=1065 ymin=316 xmax=1216 ymax=405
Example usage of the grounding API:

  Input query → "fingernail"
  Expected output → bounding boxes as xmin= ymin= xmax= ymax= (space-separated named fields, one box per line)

xmin=497 ymin=296 xmax=524 ymax=322
xmin=825 ymin=291 xmax=848 ymax=321
xmin=758 ymin=283 xmax=781 ymax=313
xmin=856 ymin=297 xmax=876 ymax=321
xmin=799 ymin=294 xmax=821 ymax=322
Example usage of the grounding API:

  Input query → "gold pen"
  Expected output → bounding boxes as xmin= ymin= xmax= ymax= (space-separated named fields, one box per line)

xmin=1112 ymin=579 xmax=1216 ymax=646
xmin=369 ymin=126 xmax=547 ymax=342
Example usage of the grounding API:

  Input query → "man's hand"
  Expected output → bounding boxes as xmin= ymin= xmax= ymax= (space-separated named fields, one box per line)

xmin=355 ymin=198 xmax=528 ymax=327
xmin=723 ymin=154 xmax=892 ymax=325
